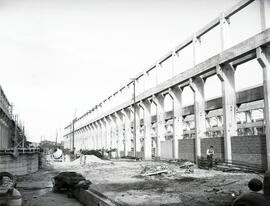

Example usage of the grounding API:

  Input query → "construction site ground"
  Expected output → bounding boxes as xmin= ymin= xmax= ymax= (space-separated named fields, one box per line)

xmin=17 ymin=158 xmax=261 ymax=206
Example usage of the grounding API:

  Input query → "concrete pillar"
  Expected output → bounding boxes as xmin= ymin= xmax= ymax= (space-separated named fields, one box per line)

xmin=260 ymin=0 xmax=270 ymax=31
xmin=122 ymin=109 xmax=132 ymax=156
xmin=97 ymin=120 xmax=102 ymax=149
xmin=109 ymin=115 xmax=117 ymax=157
xmin=192 ymin=34 xmax=201 ymax=66
xmin=220 ymin=12 xmax=230 ymax=51
xmin=90 ymin=124 xmax=95 ymax=150
xmin=170 ymin=86 xmax=183 ymax=159
xmin=98 ymin=120 xmax=103 ymax=149
xmin=156 ymin=63 xmax=161 ymax=85
xmin=93 ymin=123 xmax=99 ymax=150
xmin=101 ymin=119 xmax=107 ymax=149
xmin=135 ymin=105 xmax=141 ymax=155
xmin=104 ymin=117 xmax=111 ymax=150
xmin=115 ymin=112 xmax=124 ymax=157
xmin=216 ymin=63 xmax=237 ymax=162
xmin=257 ymin=47 xmax=270 ymax=169
xmin=152 ymin=94 xmax=165 ymax=159
xmin=87 ymin=128 xmax=90 ymax=149
xmin=189 ymin=77 xmax=205 ymax=162
xmin=140 ymin=100 xmax=152 ymax=160
xmin=245 ymin=111 xmax=252 ymax=123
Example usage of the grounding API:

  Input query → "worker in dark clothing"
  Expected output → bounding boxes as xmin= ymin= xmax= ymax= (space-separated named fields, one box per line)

xmin=206 ymin=145 xmax=214 ymax=169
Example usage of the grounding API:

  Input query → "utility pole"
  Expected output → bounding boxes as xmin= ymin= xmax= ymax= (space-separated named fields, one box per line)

xmin=132 ymin=79 xmax=136 ymax=158
xmin=72 ymin=109 xmax=77 ymax=152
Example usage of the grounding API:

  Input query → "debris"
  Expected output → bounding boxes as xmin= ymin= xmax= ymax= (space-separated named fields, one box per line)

xmin=52 ymin=172 xmax=91 ymax=192
xmin=141 ymin=170 xmax=168 ymax=177
xmin=205 ymin=180 xmax=239 ymax=188
xmin=179 ymin=161 xmax=195 ymax=169
xmin=81 ymin=149 xmax=107 ymax=159
xmin=71 ymin=155 xmax=111 ymax=166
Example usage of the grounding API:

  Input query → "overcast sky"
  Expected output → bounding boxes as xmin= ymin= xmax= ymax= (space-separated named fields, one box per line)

xmin=0 ymin=0 xmax=262 ymax=142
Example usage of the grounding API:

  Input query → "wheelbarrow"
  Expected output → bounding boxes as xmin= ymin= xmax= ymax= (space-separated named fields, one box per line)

xmin=0 ymin=172 xmax=22 ymax=206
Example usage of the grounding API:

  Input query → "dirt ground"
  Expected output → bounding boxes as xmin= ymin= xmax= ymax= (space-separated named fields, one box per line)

xmin=16 ymin=158 xmax=262 ymax=206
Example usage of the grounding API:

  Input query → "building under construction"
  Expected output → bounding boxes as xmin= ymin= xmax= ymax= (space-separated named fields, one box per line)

xmin=0 ymin=85 xmax=39 ymax=176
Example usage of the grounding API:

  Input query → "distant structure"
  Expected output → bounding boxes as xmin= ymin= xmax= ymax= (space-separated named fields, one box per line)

xmin=64 ymin=0 xmax=270 ymax=170
xmin=0 ymin=85 xmax=39 ymax=175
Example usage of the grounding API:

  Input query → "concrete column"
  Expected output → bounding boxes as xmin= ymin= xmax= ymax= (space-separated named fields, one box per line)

xmin=216 ymin=63 xmax=237 ymax=161
xmin=156 ymin=63 xmax=161 ymax=85
xmin=96 ymin=121 xmax=102 ymax=149
xmin=171 ymin=50 xmax=177 ymax=77
xmin=192 ymin=34 xmax=201 ymax=66
xmin=86 ymin=126 xmax=91 ymax=149
xmin=115 ymin=112 xmax=124 ymax=158
xmin=93 ymin=123 xmax=99 ymax=150
xmin=104 ymin=117 xmax=111 ymax=150
xmin=101 ymin=119 xmax=107 ymax=149
xmin=257 ymin=47 xmax=270 ymax=169
xmin=134 ymin=105 xmax=141 ymax=155
xmin=109 ymin=115 xmax=117 ymax=155
xmin=97 ymin=120 xmax=103 ymax=149
xmin=189 ymin=77 xmax=205 ymax=162
xmin=140 ymin=100 xmax=152 ymax=160
xmin=122 ymin=109 xmax=132 ymax=156
xmin=90 ymin=124 xmax=95 ymax=150
xmin=245 ymin=111 xmax=252 ymax=123
xmin=260 ymin=0 xmax=270 ymax=31
xmin=220 ymin=12 xmax=230 ymax=51
xmin=170 ymin=86 xmax=183 ymax=159
xmin=152 ymin=94 xmax=165 ymax=159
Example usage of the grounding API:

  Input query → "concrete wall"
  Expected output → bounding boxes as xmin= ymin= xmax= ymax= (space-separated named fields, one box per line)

xmin=0 ymin=153 xmax=39 ymax=176
xmin=231 ymin=135 xmax=267 ymax=169
xmin=161 ymin=140 xmax=173 ymax=159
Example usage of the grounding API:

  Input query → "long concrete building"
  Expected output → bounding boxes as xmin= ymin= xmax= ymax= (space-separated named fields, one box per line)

xmin=64 ymin=0 xmax=270 ymax=170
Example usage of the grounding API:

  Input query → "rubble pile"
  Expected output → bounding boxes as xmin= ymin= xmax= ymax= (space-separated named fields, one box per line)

xmin=71 ymin=155 xmax=111 ymax=166
xmin=140 ymin=165 xmax=175 ymax=177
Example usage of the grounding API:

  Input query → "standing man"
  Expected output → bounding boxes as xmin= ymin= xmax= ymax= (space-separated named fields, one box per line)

xmin=206 ymin=145 xmax=214 ymax=169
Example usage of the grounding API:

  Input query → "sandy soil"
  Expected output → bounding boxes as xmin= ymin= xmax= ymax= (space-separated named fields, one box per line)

xmin=47 ymin=159 xmax=260 ymax=206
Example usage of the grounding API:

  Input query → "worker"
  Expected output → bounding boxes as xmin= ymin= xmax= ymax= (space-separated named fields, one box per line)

xmin=206 ymin=145 xmax=214 ymax=169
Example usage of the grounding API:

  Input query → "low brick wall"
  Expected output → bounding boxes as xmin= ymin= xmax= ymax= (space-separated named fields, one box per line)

xmin=178 ymin=135 xmax=267 ymax=169
xmin=0 ymin=153 xmax=39 ymax=176
xmin=231 ymin=135 xmax=267 ymax=169
xmin=201 ymin=137 xmax=225 ymax=160
xmin=178 ymin=139 xmax=195 ymax=162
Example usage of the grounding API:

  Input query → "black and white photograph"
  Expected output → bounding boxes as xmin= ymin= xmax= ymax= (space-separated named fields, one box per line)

xmin=0 ymin=0 xmax=270 ymax=205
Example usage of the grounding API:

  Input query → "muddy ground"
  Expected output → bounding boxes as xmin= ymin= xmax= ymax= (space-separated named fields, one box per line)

xmin=16 ymin=159 xmax=261 ymax=206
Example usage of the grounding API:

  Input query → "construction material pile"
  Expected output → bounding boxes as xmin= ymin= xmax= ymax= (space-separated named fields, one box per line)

xmin=140 ymin=165 xmax=173 ymax=177
xmin=71 ymin=155 xmax=111 ymax=166
xmin=52 ymin=172 xmax=91 ymax=197
xmin=81 ymin=150 xmax=106 ymax=159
